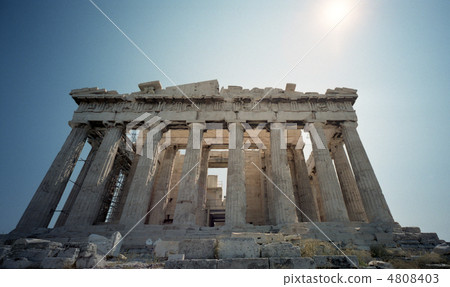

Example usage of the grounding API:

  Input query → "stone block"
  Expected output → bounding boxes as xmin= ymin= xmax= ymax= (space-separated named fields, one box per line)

xmin=110 ymin=231 xmax=123 ymax=257
xmin=419 ymin=233 xmax=440 ymax=244
xmin=88 ymin=234 xmax=110 ymax=255
xmin=402 ymin=227 xmax=421 ymax=233
xmin=217 ymin=258 xmax=269 ymax=269
xmin=168 ymin=254 xmax=185 ymax=261
xmin=153 ymin=240 xmax=179 ymax=258
xmin=269 ymin=257 xmax=316 ymax=269
xmin=231 ymin=232 xmax=284 ymax=244
xmin=217 ymin=238 xmax=260 ymax=259
xmin=77 ymin=243 xmax=97 ymax=258
xmin=313 ymin=255 xmax=358 ymax=269
xmin=433 ymin=243 xmax=450 ymax=256
xmin=12 ymin=238 xmax=62 ymax=250
xmin=57 ymin=248 xmax=80 ymax=260
xmin=178 ymin=239 xmax=215 ymax=259
xmin=10 ymin=248 xmax=54 ymax=262
xmin=76 ymin=254 xmax=106 ymax=269
xmin=41 ymin=257 xmax=76 ymax=269
xmin=164 ymin=259 xmax=217 ymax=269
xmin=261 ymin=242 xmax=301 ymax=258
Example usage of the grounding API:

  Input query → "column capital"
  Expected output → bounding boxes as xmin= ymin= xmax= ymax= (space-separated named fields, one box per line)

xmin=68 ymin=121 xmax=89 ymax=129
xmin=341 ymin=121 xmax=358 ymax=128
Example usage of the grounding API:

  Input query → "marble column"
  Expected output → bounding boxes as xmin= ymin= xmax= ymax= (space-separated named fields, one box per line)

xmin=308 ymin=122 xmax=349 ymax=222
xmin=196 ymin=146 xmax=211 ymax=226
xmin=225 ymin=122 xmax=246 ymax=226
xmin=119 ymin=127 xmax=163 ymax=226
xmin=55 ymin=140 xmax=99 ymax=227
xmin=269 ymin=123 xmax=298 ymax=224
xmin=263 ymin=150 xmax=276 ymax=225
xmin=173 ymin=123 xmax=205 ymax=225
xmin=148 ymin=145 xmax=177 ymax=225
xmin=16 ymin=124 xmax=88 ymax=231
xmin=65 ymin=124 xmax=123 ymax=226
xmin=291 ymin=146 xmax=320 ymax=222
xmin=333 ymin=141 xmax=368 ymax=222
xmin=341 ymin=121 xmax=394 ymax=222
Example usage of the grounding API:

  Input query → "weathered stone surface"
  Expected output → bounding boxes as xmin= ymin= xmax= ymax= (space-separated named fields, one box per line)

xmin=165 ymin=259 xmax=217 ymax=269
xmin=261 ymin=242 xmax=301 ymax=258
xmin=41 ymin=257 xmax=76 ymax=269
xmin=218 ymin=258 xmax=269 ymax=269
xmin=57 ymin=247 xmax=80 ymax=260
xmin=76 ymin=254 xmax=106 ymax=269
xmin=269 ymin=257 xmax=316 ymax=269
xmin=178 ymin=239 xmax=215 ymax=259
xmin=375 ymin=232 xmax=396 ymax=247
xmin=168 ymin=254 xmax=185 ymax=261
xmin=77 ymin=243 xmax=97 ymax=258
xmin=402 ymin=227 xmax=421 ymax=233
xmin=12 ymin=238 xmax=62 ymax=250
xmin=433 ymin=243 xmax=450 ymax=256
xmin=153 ymin=240 xmax=179 ymax=258
xmin=88 ymin=234 xmax=110 ymax=255
xmin=1 ymin=258 xmax=37 ymax=269
xmin=217 ymin=238 xmax=260 ymax=259
xmin=87 ymin=232 xmax=122 ymax=257
xmin=368 ymin=260 xmax=393 ymax=269
xmin=231 ymin=232 xmax=284 ymax=244
xmin=313 ymin=255 xmax=359 ymax=269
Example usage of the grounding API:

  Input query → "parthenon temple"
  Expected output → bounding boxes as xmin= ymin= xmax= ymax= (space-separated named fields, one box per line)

xmin=15 ymin=79 xmax=394 ymax=232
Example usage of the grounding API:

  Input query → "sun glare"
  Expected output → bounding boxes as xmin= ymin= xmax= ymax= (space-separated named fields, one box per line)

xmin=322 ymin=0 xmax=353 ymax=26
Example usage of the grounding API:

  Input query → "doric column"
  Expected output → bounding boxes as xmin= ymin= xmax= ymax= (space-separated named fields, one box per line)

xmin=148 ymin=145 xmax=178 ymax=225
xmin=119 ymin=127 xmax=163 ymax=227
xmin=291 ymin=146 xmax=320 ymax=222
xmin=269 ymin=123 xmax=298 ymax=224
xmin=225 ymin=122 xmax=246 ymax=226
xmin=263 ymin=150 xmax=276 ymax=225
xmin=308 ymin=122 xmax=349 ymax=222
xmin=332 ymin=141 xmax=368 ymax=222
xmin=55 ymin=140 xmax=99 ymax=227
xmin=196 ymin=146 xmax=211 ymax=226
xmin=173 ymin=122 xmax=205 ymax=225
xmin=65 ymin=124 xmax=123 ymax=226
xmin=341 ymin=121 xmax=394 ymax=222
xmin=16 ymin=124 xmax=88 ymax=231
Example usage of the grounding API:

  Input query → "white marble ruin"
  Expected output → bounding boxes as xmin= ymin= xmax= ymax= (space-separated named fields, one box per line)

xmin=15 ymin=79 xmax=395 ymax=233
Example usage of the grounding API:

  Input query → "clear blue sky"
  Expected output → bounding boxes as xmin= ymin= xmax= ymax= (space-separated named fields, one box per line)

xmin=0 ymin=0 xmax=449 ymax=240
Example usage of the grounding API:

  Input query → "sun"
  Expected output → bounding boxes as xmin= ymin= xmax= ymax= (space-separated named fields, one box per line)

xmin=322 ymin=0 xmax=353 ymax=26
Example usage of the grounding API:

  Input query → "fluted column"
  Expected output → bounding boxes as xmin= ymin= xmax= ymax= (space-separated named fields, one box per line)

xmin=291 ymin=146 xmax=320 ymax=222
xmin=263 ymin=150 xmax=276 ymax=225
xmin=308 ymin=122 xmax=349 ymax=222
xmin=333 ymin=142 xmax=368 ymax=222
xmin=225 ymin=122 xmax=246 ymax=226
xmin=341 ymin=121 xmax=394 ymax=222
xmin=173 ymin=123 xmax=205 ymax=225
xmin=65 ymin=124 xmax=123 ymax=226
xmin=16 ymin=124 xmax=88 ymax=231
xmin=119 ymin=127 xmax=163 ymax=227
xmin=148 ymin=145 xmax=177 ymax=225
xmin=196 ymin=146 xmax=211 ymax=226
xmin=269 ymin=123 xmax=298 ymax=224
xmin=55 ymin=140 xmax=99 ymax=227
